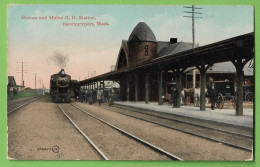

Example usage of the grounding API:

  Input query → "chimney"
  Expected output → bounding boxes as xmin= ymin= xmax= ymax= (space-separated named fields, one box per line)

xmin=170 ymin=38 xmax=177 ymax=44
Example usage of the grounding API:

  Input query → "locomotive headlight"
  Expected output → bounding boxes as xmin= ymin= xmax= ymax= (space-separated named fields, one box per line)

xmin=57 ymin=76 xmax=70 ymax=88
xmin=51 ymin=77 xmax=56 ymax=83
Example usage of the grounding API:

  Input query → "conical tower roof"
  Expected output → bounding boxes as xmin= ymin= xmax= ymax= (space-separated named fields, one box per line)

xmin=128 ymin=22 xmax=156 ymax=42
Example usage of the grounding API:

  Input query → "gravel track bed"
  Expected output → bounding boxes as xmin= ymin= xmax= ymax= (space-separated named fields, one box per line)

xmin=74 ymin=102 xmax=252 ymax=160
xmin=60 ymin=103 xmax=171 ymax=160
xmin=8 ymin=96 xmax=102 ymax=160
xmin=114 ymin=104 xmax=253 ymax=136
xmin=100 ymin=104 xmax=253 ymax=149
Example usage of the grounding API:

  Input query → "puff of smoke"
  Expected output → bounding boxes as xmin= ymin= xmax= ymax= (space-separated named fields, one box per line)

xmin=47 ymin=50 xmax=70 ymax=69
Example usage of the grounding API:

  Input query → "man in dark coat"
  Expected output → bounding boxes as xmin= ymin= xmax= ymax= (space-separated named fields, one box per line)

xmin=97 ymin=90 xmax=102 ymax=106
xmin=208 ymin=83 xmax=218 ymax=110
xmin=109 ymin=88 xmax=115 ymax=106
xmin=13 ymin=87 xmax=18 ymax=99
xmin=171 ymin=87 xmax=178 ymax=108
xmin=88 ymin=90 xmax=93 ymax=105
xmin=85 ymin=90 xmax=88 ymax=103
xmin=80 ymin=89 xmax=85 ymax=103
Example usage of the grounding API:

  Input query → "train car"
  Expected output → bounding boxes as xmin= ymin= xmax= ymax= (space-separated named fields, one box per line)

xmin=50 ymin=69 xmax=71 ymax=103
xmin=70 ymin=80 xmax=80 ymax=100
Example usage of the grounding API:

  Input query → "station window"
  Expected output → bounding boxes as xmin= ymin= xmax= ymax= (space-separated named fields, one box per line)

xmin=145 ymin=45 xmax=148 ymax=56
xmin=145 ymin=50 xmax=148 ymax=56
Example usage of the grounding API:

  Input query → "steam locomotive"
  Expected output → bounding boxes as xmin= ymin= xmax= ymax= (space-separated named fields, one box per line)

xmin=50 ymin=69 xmax=79 ymax=103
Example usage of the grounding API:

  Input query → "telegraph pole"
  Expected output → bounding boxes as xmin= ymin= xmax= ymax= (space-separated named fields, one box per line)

xmin=42 ymin=82 xmax=45 ymax=95
xmin=16 ymin=62 xmax=27 ymax=87
xmin=88 ymin=71 xmax=96 ymax=78
xmin=184 ymin=5 xmax=202 ymax=88
xmin=35 ymin=73 xmax=36 ymax=90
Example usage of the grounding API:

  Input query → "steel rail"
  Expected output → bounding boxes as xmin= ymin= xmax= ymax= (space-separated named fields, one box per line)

xmin=57 ymin=104 xmax=109 ymax=160
xmin=97 ymin=104 xmax=253 ymax=152
xmin=8 ymin=96 xmax=40 ymax=106
xmin=7 ymin=96 xmax=42 ymax=115
xmin=71 ymin=104 xmax=183 ymax=161
xmin=112 ymin=104 xmax=253 ymax=139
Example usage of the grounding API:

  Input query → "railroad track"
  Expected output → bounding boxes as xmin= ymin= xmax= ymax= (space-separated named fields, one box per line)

xmin=57 ymin=103 xmax=182 ymax=160
xmin=112 ymin=104 xmax=253 ymax=138
xmin=95 ymin=103 xmax=253 ymax=152
xmin=57 ymin=104 xmax=109 ymax=160
xmin=8 ymin=96 xmax=40 ymax=106
xmin=7 ymin=96 xmax=42 ymax=115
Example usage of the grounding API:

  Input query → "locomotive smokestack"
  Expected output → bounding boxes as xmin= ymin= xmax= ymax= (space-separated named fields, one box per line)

xmin=59 ymin=69 xmax=66 ymax=74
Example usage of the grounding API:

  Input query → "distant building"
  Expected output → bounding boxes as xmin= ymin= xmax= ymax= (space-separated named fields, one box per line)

xmin=184 ymin=61 xmax=254 ymax=88
xmin=8 ymin=76 xmax=25 ymax=92
xmin=8 ymin=76 xmax=16 ymax=87
xmin=24 ymin=87 xmax=33 ymax=92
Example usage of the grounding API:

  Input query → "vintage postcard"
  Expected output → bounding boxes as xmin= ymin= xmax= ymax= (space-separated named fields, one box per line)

xmin=7 ymin=5 xmax=254 ymax=160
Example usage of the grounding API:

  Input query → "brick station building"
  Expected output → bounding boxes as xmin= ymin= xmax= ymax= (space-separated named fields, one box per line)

xmin=116 ymin=22 xmax=194 ymax=101
xmin=115 ymin=22 xmax=253 ymax=101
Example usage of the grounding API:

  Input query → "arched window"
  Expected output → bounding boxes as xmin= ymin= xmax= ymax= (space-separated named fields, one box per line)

xmin=145 ymin=45 xmax=148 ymax=56
xmin=117 ymin=49 xmax=127 ymax=69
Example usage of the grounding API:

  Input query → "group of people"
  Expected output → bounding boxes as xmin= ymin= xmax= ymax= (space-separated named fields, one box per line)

xmin=77 ymin=88 xmax=116 ymax=106
xmin=171 ymin=81 xmax=218 ymax=110
xmin=78 ymin=82 xmax=218 ymax=110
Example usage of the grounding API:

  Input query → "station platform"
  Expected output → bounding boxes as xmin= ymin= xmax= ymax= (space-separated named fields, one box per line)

xmin=115 ymin=101 xmax=254 ymax=129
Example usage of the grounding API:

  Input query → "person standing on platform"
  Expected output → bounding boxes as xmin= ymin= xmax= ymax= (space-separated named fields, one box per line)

xmin=85 ymin=90 xmax=88 ymax=103
xmin=109 ymin=88 xmax=115 ymax=106
xmin=88 ymin=90 xmax=93 ymax=105
xmin=208 ymin=83 xmax=218 ymax=110
xmin=101 ymin=90 xmax=104 ymax=103
xmin=171 ymin=87 xmax=178 ymax=108
xmin=13 ymin=87 xmax=18 ymax=99
xmin=79 ymin=89 xmax=84 ymax=103
xmin=81 ymin=89 xmax=86 ymax=103
xmin=97 ymin=90 xmax=102 ymax=106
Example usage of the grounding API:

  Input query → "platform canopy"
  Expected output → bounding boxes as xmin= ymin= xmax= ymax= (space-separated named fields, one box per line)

xmin=79 ymin=32 xmax=254 ymax=84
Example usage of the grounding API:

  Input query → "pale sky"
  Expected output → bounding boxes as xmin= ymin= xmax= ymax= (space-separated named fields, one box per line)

xmin=7 ymin=5 xmax=254 ymax=89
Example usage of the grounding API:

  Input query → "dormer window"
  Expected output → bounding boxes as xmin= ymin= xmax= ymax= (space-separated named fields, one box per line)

xmin=145 ymin=45 xmax=148 ymax=56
